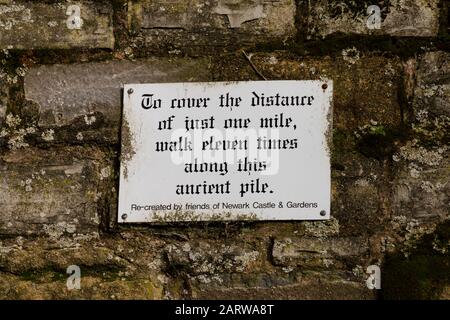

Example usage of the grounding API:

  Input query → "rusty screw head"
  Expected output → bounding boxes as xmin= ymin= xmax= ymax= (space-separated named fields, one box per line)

xmin=322 ymin=83 xmax=328 ymax=90
xmin=320 ymin=210 xmax=326 ymax=216
xmin=127 ymin=88 xmax=134 ymax=95
xmin=121 ymin=213 xmax=128 ymax=221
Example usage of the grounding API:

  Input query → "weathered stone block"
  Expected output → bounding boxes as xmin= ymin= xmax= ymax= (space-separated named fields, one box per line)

xmin=391 ymin=53 xmax=449 ymax=222
xmin=0 ymin=147 xmax=113 ymax=236
xmin=23 ymin=58 xmax=212 ymax=143
xmin=272 ymin=237 xmax=369 ymax=268
xmin=414 ymin=52 xmax=450 ymax=119
xmin=332 ymin=168 xmax=388 ymax=236
xmin=0 ymin=80 xmax=6 ymax=126
xmin=0 ymin=1 xmax=114 ymax=49
xmin=213 ymin=53 xmax=403 ymax=130
xmin=189 ymin=271 xmax=374 ymax=299
xmin=303 ymin=0 xmax=440 ymax=38
xmin=0 ymin=275 xmax=164 ymax=300
xmin=128 ymin=0 xmax=296 ymax=54
xmin=213 ymin=52 xmax=400 ymax=237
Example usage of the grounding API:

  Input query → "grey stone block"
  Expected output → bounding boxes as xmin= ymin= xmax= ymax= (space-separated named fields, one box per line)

xmin=0 ymin=147 xmax=112 ymax=236
xmin=23 ymin=58 xmax=212 ymax=143
xmin=414 ymin=51 xmax=450 ymax=119
xmin=392 ymin=142 xmax=449 ymax=220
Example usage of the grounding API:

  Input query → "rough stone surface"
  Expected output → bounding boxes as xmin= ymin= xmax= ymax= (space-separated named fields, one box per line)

xmin=0 ymin=1 xmax=114 ymax=49
xmin=272 ymin=237 xmax=369 ymax=268
xmin=23 ymin=58 xmax=212 ymax=143
xmin=392 ymin=140 xmax=449 ymax=220
xmin=190 ymin=271 xmax=375 ymax=299
xmin=213 ymin=52 xmax=404 ymax=130
xmin=0 ymin=80 xmax=6 ymax=126
xmin=0 ymin=227 xmax=373 ymax=299
xmin=128 ymin=0 xmax=296 ymax=54
xmin=440 ymin=286 xmax=450 ymax=300
xmin=165 ymin=241 xmax=262 ymax=275
xmin=0 ymin=147 xmax=113 ymax=236
xmin=414 ymin=52 xmax=450 ymax=119
xmin=303 ymin=0 xmax=440 ymax=38
xmin=390 ymin=51 xmax=450 ymax=222
xmin=0 ymin=0 xmax=448 ymax=301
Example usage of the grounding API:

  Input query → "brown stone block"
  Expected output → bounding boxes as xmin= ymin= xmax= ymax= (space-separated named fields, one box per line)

xmin=128 ymin=0 xmax=296 ymax=54
xmin=0 ymin=1 xmax=114 ymax=49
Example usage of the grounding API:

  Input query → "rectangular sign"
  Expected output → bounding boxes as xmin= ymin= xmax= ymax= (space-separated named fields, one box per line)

xmin=118 ymin=81 xmax=332 ymax=222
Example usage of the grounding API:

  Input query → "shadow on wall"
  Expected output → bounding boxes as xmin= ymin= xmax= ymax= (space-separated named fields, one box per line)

xmin=381 ymin=220 xmax=450 ymax=300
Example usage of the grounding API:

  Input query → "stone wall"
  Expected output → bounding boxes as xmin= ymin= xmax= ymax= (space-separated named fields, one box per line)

xmin=0 ymin=0 xmax=449 ymax=299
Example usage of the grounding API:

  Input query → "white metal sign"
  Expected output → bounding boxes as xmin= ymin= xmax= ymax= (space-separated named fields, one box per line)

xmin=118 ymin=81 xmax=332 ymax=222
